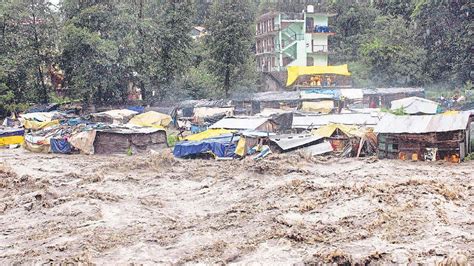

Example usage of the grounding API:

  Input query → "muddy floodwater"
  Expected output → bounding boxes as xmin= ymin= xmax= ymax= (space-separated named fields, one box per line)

xmin=0 ymin=149 xmax=472 ymax=264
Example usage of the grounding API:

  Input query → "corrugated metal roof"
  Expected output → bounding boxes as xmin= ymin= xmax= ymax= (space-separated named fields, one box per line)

xmin=292 ymin=113 xmax=382 ymax=129
xmin=178 ymin=99 xmax=232 ymax=108
xmin=232 ymin=91 xmax=300 ymax=102
xmin=210 ymin=117 xmax=270 ymax=130
xmin=363 ymin=87 xmax=424 ymax=95
xmin=299 ymin=141 xmax=334 ymax=155
xmin=374 ymin=112 xmax=471 ymax=134
xmin=390 ymin=97 xmax=439 ymax=114
xmin=270 ymin=133 xmax=324 ymax=151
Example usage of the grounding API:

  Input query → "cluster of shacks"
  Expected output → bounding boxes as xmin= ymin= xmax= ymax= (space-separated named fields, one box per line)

xmin=1 ymin=88 xmax=473 ymax=162
xmin=1 ymin=105 xmax=169 ymax=155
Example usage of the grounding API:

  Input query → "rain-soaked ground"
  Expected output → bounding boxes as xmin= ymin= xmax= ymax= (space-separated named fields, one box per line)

xmin=0 ymin=148 xmax=472 ymax=264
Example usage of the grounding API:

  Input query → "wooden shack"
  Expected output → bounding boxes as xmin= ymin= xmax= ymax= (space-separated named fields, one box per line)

xmin=375 ymin=112 xmax=472 ymax=161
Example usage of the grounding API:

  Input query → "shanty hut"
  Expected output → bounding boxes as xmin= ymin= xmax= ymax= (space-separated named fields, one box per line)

xmin=362 ymin=87 xmax=425 ymax=108
xmin=94 ymin=127 xmax=167 ymax=154
xmin=375 ymin=112 xmax=473 ymax=161
xmin=232 ymin=91 xmax=300 ymax=115
xmin=210 ymin=117 xmax=278 ymax=132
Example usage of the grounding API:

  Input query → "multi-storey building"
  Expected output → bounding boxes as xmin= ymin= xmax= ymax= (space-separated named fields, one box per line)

xmin=255 ymin=5 xmax=335 ymax=72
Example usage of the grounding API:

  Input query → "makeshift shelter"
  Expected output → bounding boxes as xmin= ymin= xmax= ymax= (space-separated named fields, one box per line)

xmin=362 ymin=87 xmax=425 ymax=108
xmin=375 ymin=112 xmax=473 ymax=161
xmin=255 ymin=109 xmax=294 ymax=132
xmin=313 ymin=124 xmax=377 ymax=156
xmin=210 ymin=117 xmax=277 ymax=132
xmin=94 ymin=127 xmax=167 ymax=154
xmin=390 ymin=96 xmax=439 ymax=115
xmin=312 ymin=124 xmax=362 ymax=138
xmin=235 ymin=131 xmax=273 ymax=157
xmin=0 ymin=128 xmax=24 ymax=146
xmin=127 ymin=111 xmax=172 ymax=128
xmin=173 ymin=134 xmax=238 ymax=158
xmin=232 ymin=91 xmax=300 ymax=115
xmin=23 ymin=123 xmax=93 ymax=154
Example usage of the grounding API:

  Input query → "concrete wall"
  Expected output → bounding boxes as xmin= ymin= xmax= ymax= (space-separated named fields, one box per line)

xmin=312 ymin=54 xmax=328 ymax=66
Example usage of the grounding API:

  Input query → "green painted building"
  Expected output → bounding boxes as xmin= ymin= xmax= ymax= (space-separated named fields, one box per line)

xmin=256 ymin=5 xmax=335 ymax=72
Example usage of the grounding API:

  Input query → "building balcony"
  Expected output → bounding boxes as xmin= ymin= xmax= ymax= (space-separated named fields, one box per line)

xmin=306 ymin=25 xmax=335 ymax=35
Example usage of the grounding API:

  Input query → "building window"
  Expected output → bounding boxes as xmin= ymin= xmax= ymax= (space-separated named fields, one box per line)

xmin=306 ymin=17 xmax=314 ymax=33
xmin=307 ymin=56 xmax=314 ymax=66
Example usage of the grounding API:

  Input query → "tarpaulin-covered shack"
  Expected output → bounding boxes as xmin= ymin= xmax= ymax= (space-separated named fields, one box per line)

xmin=94 ymin=127 xmax=167 ymax=154
xmin=375 ymin=112 xmax=473 ymax=161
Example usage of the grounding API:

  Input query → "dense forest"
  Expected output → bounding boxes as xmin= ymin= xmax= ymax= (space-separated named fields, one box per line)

xmin=0 ymin=0 xmax=472 ymax=116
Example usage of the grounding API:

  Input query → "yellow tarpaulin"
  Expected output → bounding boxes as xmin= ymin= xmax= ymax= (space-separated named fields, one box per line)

xmin=235 ymin=137 xmax=246 ymax=157
xmin=127 ymin=111 xmax=171 ymax=128
xmin=0 ymin=136 xmax=24 ymax=146
xmin=301 ymin=101 xmax=334 ymax=114
xmin=184 ymin=128 xmax=235 ymax=141
xmin=312 ymin=123 xmax=363 ymax=138
xmin=443 ymin=110 xmax=459 ymax=116
xmin=286 ymin=64 xmax=351 ymax=86
xmin=22 ymin=120 xmax=60 ymax=130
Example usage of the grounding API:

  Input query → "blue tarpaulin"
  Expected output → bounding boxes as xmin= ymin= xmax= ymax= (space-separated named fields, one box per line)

xmin=301 ymin=89 xmax=341 ymax=99
xmin=127 ymin=106 xmax=145 ymax=113
xmin=50 ymin=138 xmax=72 ymax=154
xmin=0 ymin=128 xmax=24 ymax=138
xmin=191 ymin=124 xmax=208 ymax=134
xmin=173 ymin=135 xmax=239 ymax=158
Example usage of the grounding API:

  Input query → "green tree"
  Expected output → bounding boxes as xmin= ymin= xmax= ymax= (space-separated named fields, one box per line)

xmin=411 ymin=0 xmax=471 ymax=87
xmin=205 ymin=0 xmax=256 ymax=98
xmin=1 ymin=0 xmax=57 ymax=112
xmin=154 ymin=0 xmax=193 ymax=101
xmin=60 ymin=1 xmax=135 ymax=104
xmin=359 ymin=15 xmax=427 ymax=86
